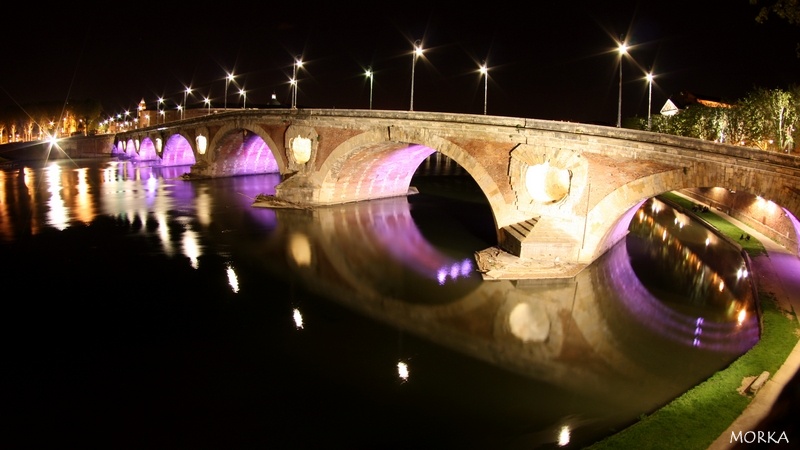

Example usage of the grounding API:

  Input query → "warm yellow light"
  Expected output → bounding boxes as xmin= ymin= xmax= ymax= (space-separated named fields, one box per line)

xmin=293 ymin=308 xmax=304 ymax=329
xmin=226 ymin=263 xmax=239 ymax=293
xmin=558 ymin=425 xmax=571 ymax=446
xmin=397 ymin=361 xmax=409 ymax=382
xmin=737 ymin=309 xmax=747 ymax=325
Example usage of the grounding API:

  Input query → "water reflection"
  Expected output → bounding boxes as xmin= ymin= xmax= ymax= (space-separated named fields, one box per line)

xmin=1 ymin=158 xmax=759 ymax=449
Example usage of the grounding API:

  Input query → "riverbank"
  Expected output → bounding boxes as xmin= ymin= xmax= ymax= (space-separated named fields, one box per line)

xmin=588 ymin=192 xmax=800 ymax=450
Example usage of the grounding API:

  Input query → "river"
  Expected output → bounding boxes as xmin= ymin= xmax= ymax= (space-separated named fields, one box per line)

xmin=1 ymin=156 xmax=758 ymax=449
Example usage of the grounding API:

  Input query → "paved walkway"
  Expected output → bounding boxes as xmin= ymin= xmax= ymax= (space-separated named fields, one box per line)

xmin=705 ymin=207 xmax=800 ymax=449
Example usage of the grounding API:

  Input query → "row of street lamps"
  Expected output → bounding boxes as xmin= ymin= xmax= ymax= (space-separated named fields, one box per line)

xmin=150 ymin=44 xmax=489 ymax=123
xmin=617 ymin=36 xmax=656 ymax=129
xmin=135 ymin=39 xmax=654 ymax=127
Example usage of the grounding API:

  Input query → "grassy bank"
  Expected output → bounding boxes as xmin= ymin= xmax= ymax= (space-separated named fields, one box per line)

xmin=587 ymin=192 xmax=799 ymax=449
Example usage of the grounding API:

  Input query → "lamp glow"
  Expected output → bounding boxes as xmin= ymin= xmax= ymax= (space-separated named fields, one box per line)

xmin=410 ymin=40 xmax=423 ymax=111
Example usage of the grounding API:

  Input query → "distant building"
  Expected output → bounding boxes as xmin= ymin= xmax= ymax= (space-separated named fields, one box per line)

xmin=660 ymin=91 xmax=733 ymax=116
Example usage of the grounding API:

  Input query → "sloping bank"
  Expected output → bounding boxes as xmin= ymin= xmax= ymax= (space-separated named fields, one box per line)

xmin=587 ymin=192 xmax=799 ymax=450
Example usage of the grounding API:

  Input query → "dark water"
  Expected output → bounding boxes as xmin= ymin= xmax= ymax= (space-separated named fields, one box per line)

xmin=1 ymin=158 xmax=758 ymax=449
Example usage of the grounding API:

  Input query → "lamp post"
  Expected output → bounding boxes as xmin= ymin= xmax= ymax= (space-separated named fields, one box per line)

xmin=177 ymin=105 xmax=182 ymax=121
xmin=365 ymin=67 xmax=374 ymax=110
xmin=646 ymin=72 xmax=654 ymax=131
xmin=239 ymin=89 xmax=246 ymax=109
xmin=617 ymin=38 xmax=627 ymax=128
xmin=479 ymin=62 xmax=488 ymax=115
xmin=204 ymin=97 xmax=211 ymax=115
xmin=183 ymin=87 xmax=192 ymax=120
xmin=291 ymin=56 xmax=303 ymax=109
xmin=224 ymin=72 xmax=235 ymax=110
xmin=157 ymin=97 xmax=164 ymax=124
xmin=410 ymin=40 xmax=423 ymax=111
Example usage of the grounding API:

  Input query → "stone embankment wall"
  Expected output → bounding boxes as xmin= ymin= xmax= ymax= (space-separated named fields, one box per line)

xmin=681 ymin=187 xmax=799 ymax=254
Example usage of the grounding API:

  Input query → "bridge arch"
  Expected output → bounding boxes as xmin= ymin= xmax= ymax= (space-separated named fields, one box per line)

xmin=161 ymin=132 xmax=196 ymax=166
xmin=203 ymin=122 xmax=284 ymax=177
xmin=113 ymin=109 xmax=800 ymax=277
xmin=291 ymin=127 xmax=513 ymax=236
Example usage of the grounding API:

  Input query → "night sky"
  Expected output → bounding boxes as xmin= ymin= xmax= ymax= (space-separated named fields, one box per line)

xmin=2 ymin=1 xmax=798 ymax=125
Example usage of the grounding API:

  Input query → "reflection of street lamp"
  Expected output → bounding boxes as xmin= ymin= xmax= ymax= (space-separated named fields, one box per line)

xmin=204 ymin=97 xmax=211 ymax=115
xmin=617 ymin=38 xmax=627 ymax=128
xmin=224 ymin=72 xmax=235 ymax=110
xmin=183 ymin=87 xmax=192 ymax=120
xmin=646 ymin=72 xmax=654 ymax=130
xmin=292 ymin=56 xmax=303 ymax=108
xmin=479 ymin=62 xmax=488 ymax=115
xmin=410 ymin=40 xmax=423 ymax=111
xmin=365 ymin=67 xmax=373 ymax=110
xmin=239 ymin=89 xmax=246 ymax=109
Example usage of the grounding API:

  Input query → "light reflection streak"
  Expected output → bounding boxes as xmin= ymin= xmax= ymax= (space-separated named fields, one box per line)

xmin=46 ymin=163 xmax=68 ymax=230
xmin=226 ymin=263 xmax=240 ymax=293
xmin=74 ymin=167 xmax=93 ymax=224
xmin=397 ymin=360 xmax=410 ymax=382
xmin=182 ymin=229 xmax=201 ymax=269
xmin=293 ymin=308 xmax=304 ymax=329
xmin=558 ymin=425 xmax=570 ymax=446
xmin=614 ymin=198 xmax=760 ymax=352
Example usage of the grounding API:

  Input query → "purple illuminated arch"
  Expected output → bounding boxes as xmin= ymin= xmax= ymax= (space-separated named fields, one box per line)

xmin=138 ymin=138 xmax=158 ymax=161
xmin=161 ymin=134 xmax=196 ymax=166
xmin=212 ymin=129 xmax=279 ymax=176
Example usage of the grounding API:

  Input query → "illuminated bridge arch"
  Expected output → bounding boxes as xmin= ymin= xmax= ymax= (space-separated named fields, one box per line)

xmin=204 ymin=123 xmax=283 ymax=177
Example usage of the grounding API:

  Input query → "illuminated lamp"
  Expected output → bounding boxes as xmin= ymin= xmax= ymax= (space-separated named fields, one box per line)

xmin=291 ymin=136 xmax=312 ymax=164
xmin=196 ymin=135 xmax=208 ymax=155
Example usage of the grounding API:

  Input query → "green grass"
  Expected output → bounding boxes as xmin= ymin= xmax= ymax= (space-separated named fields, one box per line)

xmin=587 ymin=192 xmax=799 ymax=449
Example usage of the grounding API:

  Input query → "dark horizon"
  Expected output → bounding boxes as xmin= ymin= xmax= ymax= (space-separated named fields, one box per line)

xmin=2 ymin=1 xmax=798 ymax=125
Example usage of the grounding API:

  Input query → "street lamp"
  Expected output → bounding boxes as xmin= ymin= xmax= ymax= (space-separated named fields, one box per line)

xmin=224 ymin=72 xmax=235 ymax=110
xmin=177 ymin=105 xmax=182 ymax=121
xmin=157 ymin=97 xmax=165 ymax=124
xmin=183 ymin=87 xmax=192 ymax=120
xmin=617 ymin=38 xmax=627 ymax=128
xmin=410 ymin=40 xmax=423 ymax=111
xmin=239 ymin=89 xmax=246 ymax=109
xmin=646 ymin=71 xmax=654 ymax=131
xmin=479 ymin=62 xmax=488 ymax=115
xmin=204 ymin=97 xmax=211 ymax=115
xmin=292 ymin=56 xmax=303 ymax=109
xmin=365 ymin=67 xmax=374 ymax=110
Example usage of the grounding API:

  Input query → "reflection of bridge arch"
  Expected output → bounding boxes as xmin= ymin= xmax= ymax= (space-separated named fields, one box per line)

xmin=241 ymin=192 xmax=758 ymax=407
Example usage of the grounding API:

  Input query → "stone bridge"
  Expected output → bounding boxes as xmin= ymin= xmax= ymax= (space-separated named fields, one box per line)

xmin=113 ymin=109 xmax=800 ymax=276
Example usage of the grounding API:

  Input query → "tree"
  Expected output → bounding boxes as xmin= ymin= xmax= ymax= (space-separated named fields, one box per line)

xmin=750 ymin=0 xmax=800 ymax=56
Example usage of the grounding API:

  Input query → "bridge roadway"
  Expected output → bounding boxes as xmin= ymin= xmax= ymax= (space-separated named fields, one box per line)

xmin=113 ymin=108 xmax=800 ymax=278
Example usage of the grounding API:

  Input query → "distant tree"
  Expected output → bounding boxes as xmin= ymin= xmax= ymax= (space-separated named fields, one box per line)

xmin=751 ymin=0 xmax=800 ymax=25
xmin=750 ymin=0 xmax=800 ymax=56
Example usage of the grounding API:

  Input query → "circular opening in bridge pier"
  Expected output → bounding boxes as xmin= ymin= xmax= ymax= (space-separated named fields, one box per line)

xmin=525 ymin=161 xmax=571 ymax=203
